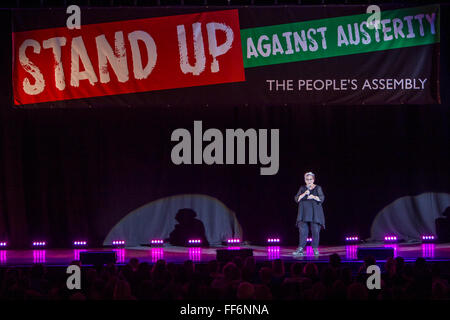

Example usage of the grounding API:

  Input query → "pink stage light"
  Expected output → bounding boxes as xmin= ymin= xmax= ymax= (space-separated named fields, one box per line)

xmin=345 ymin=236 xmax=360 ymax=242
xmin=345 ymin=245 xmax=358 ymax=260
xmin=226 ymin=238 xmax=241 ymax=244
xmin=151 ymin=248 xmax=164 ymax=262
xmin=306 ymin=237 xmax=312 ymax=242
xmin=267 ymin=246 xmax=280 ymax=260
xmin=150 ymin=239 xmax=164 ymax=246
xmin=112 ymin=240 xmax=125 ymax=246
xmin=0 ymin=242 xmax=7 ymax=247
xmin=73 ymin=249 xmax=87 ymax=260
xmin=267 ymin=238 xmax=280 ymax=244
xmin=0 ymin=250 xmax=6 ymax=264
xmin=113 ymin=248 xmax=125 ymax=263
xmin=33 ymin=250 xmax=46 ymax=263
xmin=32 ymin=241 xmax=47 ymax=247
xmin=384 ymin=235 xmax=398 ymax=242
xmin=73 ymin=241 xmax=87 ymax=246
xmin=422 ymin=243 xmax=435 ymax=258
xmin=421 ymin=235 xmax=436 ymax=242
xmin=188 ymin=239 xmax=202 ymax=246
xmin=189 ymin=247 xmax=202 ymax=261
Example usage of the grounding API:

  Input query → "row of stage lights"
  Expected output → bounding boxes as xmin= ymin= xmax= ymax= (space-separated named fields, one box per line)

xmin=0 ymin=234 xmax=438 ymax=248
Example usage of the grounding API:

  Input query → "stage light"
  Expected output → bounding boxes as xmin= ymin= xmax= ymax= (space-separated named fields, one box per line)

xmin=226 ymin=238 xmax=241 ymax=245
xmin=33 ymin=249 xmax=46 ymax=263
xmin=267 ymin=238 xmax=280 ymax=244
xmin=267 ymin=246 xmax=280 ymax=260
xmin=189 ymin=247 xmax=202 ymax=261
xmin=113 ymin=248 xmax=126 ymax=263
xmin=307 ymin=237 xmax=312 ymax=242
xmin=0 ymin=250 xmax=6 ymax=264
xmin=345 ymin=245 xmax=358 ymax=260
xmin=151 ymin=248 xmax=164 ymax=262
xmin=32 ymin=241 xmax=47 ymax=247
xmin=345 ymin=236 xmax=360 ymax=243
xmin=188 ymin=239 xmax=202 ymax=246
xmin=384 ymin=235 xmax=398 ymax=242
xmin=112 ymin=240 xmax=125 ymax=247
xmin=421 ymin=235 xmax=436 ymax=243
xmin=150 ymin=239 xmax=164 ymax=246
xmin=0 ymin=242 xmax=7 ymax=247
xmin=422 ymin=243 xmax=435 ymax=258
xmin=73 ymin=241 xmax=87 ymax=247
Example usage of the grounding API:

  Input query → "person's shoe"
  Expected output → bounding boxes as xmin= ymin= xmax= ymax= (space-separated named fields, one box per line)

xmin=313 ymin=248 xmax=319 ymax=256
xmin=293 ymin=248 xmax=304 ymax=256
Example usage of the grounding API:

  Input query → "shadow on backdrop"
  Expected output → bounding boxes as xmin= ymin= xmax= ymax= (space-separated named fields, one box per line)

xmin=369 ymin=193 xmax=450 ymax=242
xmin=167 ymin=208 xmax=209 ymax=247
xmin=103 ymin=194 xmax=243 ymax=247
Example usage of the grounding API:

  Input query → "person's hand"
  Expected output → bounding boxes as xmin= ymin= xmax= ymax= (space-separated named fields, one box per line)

xmin=307 ymin=195 xmax=314 ymax=199
xmin=304 ymin=189 xmax=310 ymax=195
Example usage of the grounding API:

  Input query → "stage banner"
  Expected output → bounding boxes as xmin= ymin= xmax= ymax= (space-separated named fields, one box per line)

xmin=12 ymin=4 xmax=440 ymax=107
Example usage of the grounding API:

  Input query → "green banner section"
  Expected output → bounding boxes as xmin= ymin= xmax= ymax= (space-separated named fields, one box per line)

xmin=241 ymin=5 xmax=440 ymax=68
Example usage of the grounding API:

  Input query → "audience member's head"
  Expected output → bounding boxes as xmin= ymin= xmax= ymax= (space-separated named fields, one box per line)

xmin=385 ymin=257 xmax=396 ymax=275
xmin=113 ymin=279 xmax=133 ymax=300
xmin=259 ymin=267 xmax=273 ymax=285
xmin=303 ymin=263 xmax=319 ymax=280
xmin=223 ymin=262 xmax=240 ymax=282
xmin=321 ymin=266 xmax=337 ymax=287
xmin=272 ymin=259 xmax=285 ymax=277
xmin=330 ymin=280 xmax=346 ymax=300
xmin=254 ymin=284 xmax=272 ymax=300
xmin=395 ymin=257 xmax=405 ymax=273
xmin=236 ymin=281 xmax=255 ymax=300
xmin=232 ymin=256 xmax=243 ymax=270
xmin=244 ymin=256 xmax=256 ymax=270
xmin=208 ymin=260 xmax=219 ymax=275
xmin=129 ymin=258 xmax=139 ymax=271
xmin=311 ymin=282 xmax=327 ymax=300
xmin=347 ymin=282 xmax=368 ymax=300
xmin=432 ymin=279 xmax=448 ymax=300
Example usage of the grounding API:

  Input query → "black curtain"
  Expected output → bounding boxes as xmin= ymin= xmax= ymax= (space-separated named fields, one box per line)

xmin=0 ymin=6 xmax=449 ymax=248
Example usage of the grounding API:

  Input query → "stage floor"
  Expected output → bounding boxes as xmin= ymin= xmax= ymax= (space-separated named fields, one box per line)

xmin=1 ymin=242 xmax=450 ymax=267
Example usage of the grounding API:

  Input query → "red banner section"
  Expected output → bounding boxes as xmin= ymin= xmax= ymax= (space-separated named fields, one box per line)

xmin=12 ymin=9 xmax=245 ymax=105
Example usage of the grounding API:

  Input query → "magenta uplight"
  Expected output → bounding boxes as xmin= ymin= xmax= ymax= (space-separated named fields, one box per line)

xmin=0 ymin=242 xmax=7 ymax=247
xmin=32 ymin=241 xmax=46 ymax=247
xmin=306 ymin=237 xmax=312 ymax=242
xmin=226 ymin=238 xmax=241 ymax=244
xmin=384 ymin=235 xmax=398 ymax=242
xmin=345 ymin=236 xmax=359 ymax=242
xmin=150 ymin=239 xmax=164 ymax=245
xmin=267 ymin=246 xmax=280 ymax=260
xmin=421 ymin=235 xmax=436 ymax=242
xmin=188 ymin=239 xmax=202 ymax=245
xmin=112 ymin=240 xmax=125 ymax=246
xmin=267 ymin=238 xmax=280 ymax=244
xmin=73 ymin=241 xmax=87 ymax=246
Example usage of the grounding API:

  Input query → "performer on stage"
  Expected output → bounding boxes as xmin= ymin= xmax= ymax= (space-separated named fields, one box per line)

xmin=293 ymin=172 xmax=325 ymax=257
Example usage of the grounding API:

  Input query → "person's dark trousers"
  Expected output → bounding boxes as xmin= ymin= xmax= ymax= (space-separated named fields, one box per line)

xmin=298 ymin=221 xmax=321 ymax=249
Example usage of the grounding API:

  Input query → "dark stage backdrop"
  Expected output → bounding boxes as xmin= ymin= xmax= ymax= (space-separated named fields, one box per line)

xmin=0 ymin=5 xmax=449 ymax=248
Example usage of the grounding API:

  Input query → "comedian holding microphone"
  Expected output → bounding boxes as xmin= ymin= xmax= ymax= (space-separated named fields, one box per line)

xmin=293 ymin=172 xmax=325 ymax=257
